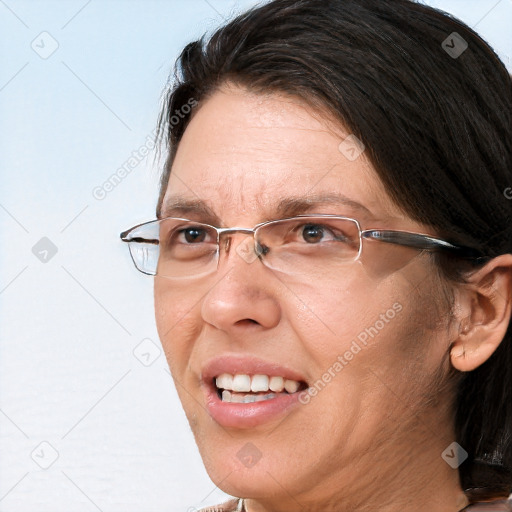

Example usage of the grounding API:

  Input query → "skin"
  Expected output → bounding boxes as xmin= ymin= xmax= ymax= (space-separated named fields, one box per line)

xmin=153 ymin=84 xmax=512 ymax=512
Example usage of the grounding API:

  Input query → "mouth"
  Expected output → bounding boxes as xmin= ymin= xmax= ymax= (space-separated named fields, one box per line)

xmin=201 ymin=355 xmax=309 ymax=428
xmin=214 ymin=373 xmax=308 ymax=403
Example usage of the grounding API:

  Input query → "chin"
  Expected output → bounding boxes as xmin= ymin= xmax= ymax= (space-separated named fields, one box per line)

xmin=204 ymin=460 xmax=283 ymax=500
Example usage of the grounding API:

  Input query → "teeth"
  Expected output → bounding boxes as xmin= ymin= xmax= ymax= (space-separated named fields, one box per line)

xmin=251 ymin=374 xmax=269 ymax=392
xmin=232 ymin=374 xmax=251 ymax=392
xmin=216 ymin=373 xmax=233 ymax=390
xmin=230 ymin=392 xmax=244 ymax=403
xmin=221 ymin=391 xmax=277 ymax=403
xmin=215 ymin=373 xmax=302 ymax=394
xmin=269 ymin=376 xmax=284 ymax=392
xmin=254 ymin=393 xmax=275 ymax=402
xmin=284 ymin=379 xmax=300 ymax=393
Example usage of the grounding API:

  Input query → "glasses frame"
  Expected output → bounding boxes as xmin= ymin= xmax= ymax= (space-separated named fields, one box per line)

xmin=120 ymin=214 xmax=486 ymax=277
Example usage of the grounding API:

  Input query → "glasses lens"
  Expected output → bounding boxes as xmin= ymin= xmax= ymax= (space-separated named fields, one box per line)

xmin=126 ymin=219 xmax=219 ymax=277
xmin=257 ymin=216 xmax=360 ymax=275
xmin=125 ymin=218 xmax=219 ymax=277
xmin=157 ymin=219 xmax=218 ymax=278
xmin=124 ymin=216 xmax=360 ymax=278
xmin=125 ymin=221 xmax=160 ymax=275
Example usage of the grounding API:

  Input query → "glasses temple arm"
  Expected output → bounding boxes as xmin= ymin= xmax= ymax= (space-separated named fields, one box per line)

xmin=119 ymin=232 xmax=159 ymax=245
xmin=361 ymin=229 xmax=485 ymax=260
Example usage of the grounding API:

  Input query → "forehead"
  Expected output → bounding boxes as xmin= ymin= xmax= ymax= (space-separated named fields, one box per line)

xmin=163 ymin=85 xmax=401 ymax=223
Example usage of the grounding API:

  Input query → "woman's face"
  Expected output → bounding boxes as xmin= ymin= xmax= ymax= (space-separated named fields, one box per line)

xmin=154 ymin=85 xmax=457 ymax=508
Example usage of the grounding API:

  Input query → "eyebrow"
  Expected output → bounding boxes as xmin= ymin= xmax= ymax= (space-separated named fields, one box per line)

xmin=159 ymin=195 xmax=221 ymax=224
xmin=158 ymin=192 xmax=373 ymax=223
xmin=275 ymin=193 xmax=373 ymax=218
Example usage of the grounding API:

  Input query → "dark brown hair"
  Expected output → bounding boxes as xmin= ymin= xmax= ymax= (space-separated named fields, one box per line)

xmin=156 ymin=0 xmax=512 ymax=502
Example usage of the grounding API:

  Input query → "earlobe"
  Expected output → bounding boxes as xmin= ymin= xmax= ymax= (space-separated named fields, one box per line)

xmin=449 ymin=254 xmax=512 ymax=372
xmin=450 ymin=334 xmax=503 ymax=372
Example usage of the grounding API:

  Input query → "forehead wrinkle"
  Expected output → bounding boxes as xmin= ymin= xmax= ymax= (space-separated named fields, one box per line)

xmin=161 ymin=179 xmax=376 ymax=226
xmin=161 ymin=175 xmax=268 ymax=226
xmin=219 ymin=171 xmax=268 ymax=219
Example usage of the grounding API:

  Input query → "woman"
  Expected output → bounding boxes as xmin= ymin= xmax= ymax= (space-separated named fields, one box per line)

xmin=121 ymin=0 xmax=512 ymax=510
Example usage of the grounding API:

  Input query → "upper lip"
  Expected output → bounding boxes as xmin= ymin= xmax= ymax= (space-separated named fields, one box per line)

xmin=201 ymin=354 xmax=308 ymax=386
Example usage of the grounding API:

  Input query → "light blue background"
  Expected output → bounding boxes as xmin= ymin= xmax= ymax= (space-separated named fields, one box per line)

xmin=1 ymin=1 xmax=511 ymax=511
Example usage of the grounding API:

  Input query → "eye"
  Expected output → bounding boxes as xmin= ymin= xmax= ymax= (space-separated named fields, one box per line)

xmin=298 ymin=223 xmax=349 ymax=244
xmin=158 ymin=221 xmax=218 ymax=266
xmin=272 ymin=219 xmax=356 ymax=248
xmin=161 ymin=224 xmax=216 ymax=248
xmin=180 ymin=227 xmax=208 ymax=244
xmin=301 ymin=224 xmax=326 ymax=243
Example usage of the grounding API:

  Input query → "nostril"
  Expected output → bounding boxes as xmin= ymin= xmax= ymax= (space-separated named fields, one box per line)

xmin=234 ymin=318 xmax=260 ymax=327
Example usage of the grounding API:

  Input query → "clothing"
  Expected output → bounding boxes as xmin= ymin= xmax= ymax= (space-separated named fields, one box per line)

xmin=198 ymin=498 xmax=244 ymax=511
xmin=462 ymin=498 xmax=512 ymax=511
xmin=198 ymin=497 xmax=512 ymax=512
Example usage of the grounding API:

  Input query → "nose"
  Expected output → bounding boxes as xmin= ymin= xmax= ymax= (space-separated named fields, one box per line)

xmin=200 ymin=234 xmax=281 ymax=332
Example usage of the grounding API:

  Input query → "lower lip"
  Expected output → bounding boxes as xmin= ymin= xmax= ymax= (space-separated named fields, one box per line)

xmin=204 ymin=383 xmax=302 ymax=429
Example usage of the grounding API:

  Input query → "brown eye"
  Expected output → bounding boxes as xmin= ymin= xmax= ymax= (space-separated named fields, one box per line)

xmin=182 ymin=227 xmax=207 ymax=243
xmin=301 ymin=224 xmax=325 ymax=243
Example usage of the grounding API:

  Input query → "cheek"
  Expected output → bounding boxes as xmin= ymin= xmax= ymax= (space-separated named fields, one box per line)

xmin=154 ymin=280 xmax=202 ymax=372
xmin=292 ymin=259 xmax=446 ymax=389
xmin=350 ymin=271 xmax=451 ymax=395
xmin=282 ymin=268 xmax=398 ymax=357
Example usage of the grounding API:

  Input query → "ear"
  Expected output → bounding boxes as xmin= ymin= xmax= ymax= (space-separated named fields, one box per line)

xmin=450 ymin=254 xmax=512 ymax=372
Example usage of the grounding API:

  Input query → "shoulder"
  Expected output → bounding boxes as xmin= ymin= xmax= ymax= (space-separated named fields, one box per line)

xmin=197 ymin=498 xmax=241 ymax=512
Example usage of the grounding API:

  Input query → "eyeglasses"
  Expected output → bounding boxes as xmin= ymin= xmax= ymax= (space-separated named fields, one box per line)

xmin=120 ymin=215 xmax=484 ymax=279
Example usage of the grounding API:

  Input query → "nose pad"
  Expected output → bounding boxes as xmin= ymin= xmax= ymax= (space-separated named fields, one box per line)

xmin=223 ymin=236 xmax=232 ymax=253
xmin=233 ymin=236 xmax=264 ymax=265
xmin=216 ymin=229 xmax=265 ymax=270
